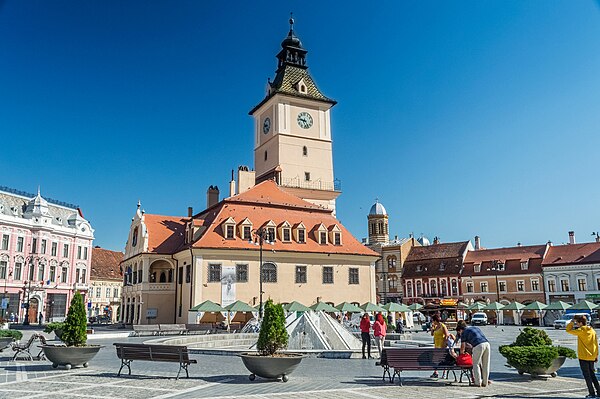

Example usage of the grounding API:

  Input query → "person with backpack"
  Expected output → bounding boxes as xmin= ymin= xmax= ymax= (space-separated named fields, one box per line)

xmin=566 ymin=314 xmax=600 ymax=399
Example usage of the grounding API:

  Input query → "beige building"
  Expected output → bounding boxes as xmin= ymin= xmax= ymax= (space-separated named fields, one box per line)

xmin=120 ymin=181 xmax=378 ymax=325
xmin=89 ymin=247 xmax=123 ymax=322
xmin=119 ymin=21 xmax=379 ymax=325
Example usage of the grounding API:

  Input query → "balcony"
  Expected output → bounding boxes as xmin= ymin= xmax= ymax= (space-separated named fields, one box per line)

xmin=148 ymin=283 xmax=175 ymax=291
xmin=280 ymin=177 xmax=342 ymax=192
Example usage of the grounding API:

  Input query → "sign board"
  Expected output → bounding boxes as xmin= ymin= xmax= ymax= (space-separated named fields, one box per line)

xmin=1 ymin=298 xmax=9 ymax=309
xmin=221 ymin=265 xmax=236 ymax=308
xmin=440 ymin=299 xmax=458 ymax=306
xmin=586 ymin=294 xmax=600 ymax=299
xmin=146 ymin=308 xmax=158 ymax=319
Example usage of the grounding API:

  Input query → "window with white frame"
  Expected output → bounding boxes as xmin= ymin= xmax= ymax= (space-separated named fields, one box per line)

xmin=63 ymin=244 xmax=69 ymax=258
xmin=319 ymin=232 xmax=327 ymax=245
xmin=225 ymin=224 xmax=235 ymax=239
xmin=560 ymin=279 xmax=570 ymax=291
xmin=41 ymin=239 xmax=47 ymax=254
xmin=106 ymin=288 xmax=110 ymax=298
xmin=497 ymin=262 xmax=505 ymax=271
xmin=51 ymin=242 xmax=57 ymax=256
xmin=1 ymin=234 xmax=9 ymax=250
xmin=520 ymin=261 xmax=528 ymax=270
xmin=480 ymin=282 xmax=488 ymax=292
xmin=517 ymin=280 xmax=525 ymax=291
xmin=96 ymin=287 xmax=101 ymax=297
xmin=17 ymin=237 xmax=24 ymax=252
xmin=578 ymin=278 xmax=587 ymax=291
xmin=531 ymin=279 xmax=540 ymax=291
xmin=547 ymin=279 xmax=556 ymax=292
xmin=297 ymin=228 xmax=305 ymax=243
xmin=498 ymin=281 xmax=507 ymax=292
xmin=474 ymin=264 xmax=481 ymax=273
xmin=466 ymin=281 xmax=473 ymax=293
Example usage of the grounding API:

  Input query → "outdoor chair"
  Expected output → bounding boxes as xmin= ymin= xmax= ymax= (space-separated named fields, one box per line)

xmin=12 ymin=333 xmax=47 ymax=361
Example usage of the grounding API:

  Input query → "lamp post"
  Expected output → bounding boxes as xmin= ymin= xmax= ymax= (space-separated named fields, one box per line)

xmin=486 ymin=260 xmax=501 ymax=303
xmin=22 ymin=280 xmax=32 ymax=325
xmin=2 ymin=266 xmax=13 ymax=320
xmin=250 ymin=228 xmax=271 ymax=319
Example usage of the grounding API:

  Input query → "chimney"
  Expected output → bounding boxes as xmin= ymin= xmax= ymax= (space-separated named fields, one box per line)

xmin=474 ymin=236 xmax=481 ymax=250
xmin=229 ymin=170 xmax=236 ymax=197
xmin=187 ymin=207 xmax=193 ymax=218
xmin=433 ymin=236 xmax=440 ymax=245
xmin=517 ymin=242 xmax=522 ymax=247
xmin=207 ymin=185 xmax=219 ymax=208
xmin=568 ymin=231 xmax=576 ymax=245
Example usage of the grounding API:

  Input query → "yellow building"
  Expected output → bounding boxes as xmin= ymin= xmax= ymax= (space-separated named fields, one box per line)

xmin=89 ymin=247 xmax=123 ymax=322
xmin=120 ymin=181 xmax=378 ymax=324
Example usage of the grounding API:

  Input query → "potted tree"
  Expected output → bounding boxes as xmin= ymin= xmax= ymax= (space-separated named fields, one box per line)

xmin=499 ymin=327 xmax=576 ymax=378
xmin=0 ymin=329 xmax=22 ymax=351
xmin=240 ymin=299 xmax=304 ymax=382
xmin=44 ymin=321 xmax=65 ymax=341
xmin=41 ymin=292 xmax=103 ymax=370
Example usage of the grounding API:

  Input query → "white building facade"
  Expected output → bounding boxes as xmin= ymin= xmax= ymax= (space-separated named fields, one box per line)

xmin=0 ymin=187 xmax=94 ymax=323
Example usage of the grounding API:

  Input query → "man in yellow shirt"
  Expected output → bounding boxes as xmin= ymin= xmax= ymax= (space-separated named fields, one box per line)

xmin=566 ymin=314 xmax=600 ymax=398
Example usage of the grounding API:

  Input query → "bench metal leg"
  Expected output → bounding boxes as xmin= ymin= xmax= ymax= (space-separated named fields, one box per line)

xmin=381 ymin=365 xmax=391 ymax=382
xmin=398 ymin=370 xmax=403 ymax=386
xmin=176 ymin=362 xmax=190 ymax=380
xmin=118 ymin=359 xmax=132 ymax=377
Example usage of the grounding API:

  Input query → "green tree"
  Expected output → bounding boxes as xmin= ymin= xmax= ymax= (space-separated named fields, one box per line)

xmin=256 ymin=300 xmax=288 ymax=356
xmin=60 ymin=291 xmax=87 ymax=347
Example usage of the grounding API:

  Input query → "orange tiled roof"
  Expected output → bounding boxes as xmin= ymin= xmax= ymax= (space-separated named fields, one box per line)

xmin=91 ymin=247 xmax=124 ymax=281
xmin=143 ymin=214 xmax=187 ymax=254
xmin=542 ymin=242 xmax=600 ymax=266
xmin=189 ymin=181 xmax=378 ymax=257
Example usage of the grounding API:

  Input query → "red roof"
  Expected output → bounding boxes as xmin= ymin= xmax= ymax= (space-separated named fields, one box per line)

xmin=402 ymin=241 xmax=470 ymax=278
xmin=142 ymin=181 xmax=377 ymax=258
xmin=91 ymin=247 xmax=124 ymax=281
xmin=542 ymin=242 xmax=600 ymax=266
xmin=463 ymin=245 xmax=546 ymax=275
xmin=143 ymin=214 xmax=187 ymax=254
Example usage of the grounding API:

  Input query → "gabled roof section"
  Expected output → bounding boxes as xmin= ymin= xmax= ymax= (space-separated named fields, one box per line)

xmin=189 ymin=181 xmax=377 ymax=257
xmin=542 ymin=242 xmax=600 ymax=266
xmin=405 ymin=241 xmax=471 ymax=262
xmin=143 ymin=214 xmax=187 ymax=254
xmin=465 ymin=245 xmax=547 ymax=264
xmin=328 ymin=224 xmax=341 ymax=232
xmin=91 ymin=247 xmax=123 ymax=281
xmin=225 ymin=180 xmax=329 ymax=212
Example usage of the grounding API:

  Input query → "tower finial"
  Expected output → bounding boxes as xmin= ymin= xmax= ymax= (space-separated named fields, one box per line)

xmin=137 ymin=200 xmax=141 ymax=209
xmin=37 ymin=186 xmax=40 ymax=196
xmin=289 ymin=12 xmax=294 ymax=34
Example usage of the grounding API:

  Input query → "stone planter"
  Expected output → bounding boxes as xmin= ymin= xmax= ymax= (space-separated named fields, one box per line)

xmin=240 ymin=353 xmax=304 ymax=382
xmin=518 ymin=356 xmax=566 ymax=378
xmin=42 ymin=344 xmax=103 ymax=370
xmin=0 ymin=337 xmax=13 ymax=351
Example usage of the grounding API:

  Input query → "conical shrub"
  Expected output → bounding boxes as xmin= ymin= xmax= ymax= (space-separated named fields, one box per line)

xmin=256 ymin=299 xmax=288 ymax=356
xmin=60 ymin=291 xmax=87 ymax=347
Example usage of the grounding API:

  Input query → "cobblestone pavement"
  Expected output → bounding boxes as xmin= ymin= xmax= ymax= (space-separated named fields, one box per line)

xmin=0 ymin=326 xmax=591 ymax=398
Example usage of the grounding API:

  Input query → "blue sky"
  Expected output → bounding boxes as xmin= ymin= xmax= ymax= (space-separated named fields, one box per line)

xmin=1 ymin=1 xmax=599 ymax=252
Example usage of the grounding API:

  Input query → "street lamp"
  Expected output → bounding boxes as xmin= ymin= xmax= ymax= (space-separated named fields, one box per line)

xmin=22 ymin=280 xmax=32 ymax=325
xmin=486 ymin=260 xmax=501 ymax=303
xmin=250 ymin=228 xmax=273 ymax=319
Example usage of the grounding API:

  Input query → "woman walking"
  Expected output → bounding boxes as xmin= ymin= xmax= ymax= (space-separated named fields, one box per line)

xmin=373 ymin=312 xmax=387 ymax=356
xmin=360 ymin=313 xmax=372 ymax=359
xmin=566 ymin=314 xmax=600 ymax=398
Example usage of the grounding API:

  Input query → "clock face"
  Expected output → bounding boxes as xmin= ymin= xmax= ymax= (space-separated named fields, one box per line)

xmin=297 ymin=112 xmax=313 ymax=129
xmin=263 ymin=117 xmax=271 ymax=134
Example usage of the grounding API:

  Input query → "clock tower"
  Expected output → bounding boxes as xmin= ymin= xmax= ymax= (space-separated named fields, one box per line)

xmin=249 ymin=16 xmax=340 ymax=214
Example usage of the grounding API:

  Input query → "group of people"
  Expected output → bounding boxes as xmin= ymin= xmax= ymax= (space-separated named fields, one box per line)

xmin=360 ymin=312 xmax=387 ymax=359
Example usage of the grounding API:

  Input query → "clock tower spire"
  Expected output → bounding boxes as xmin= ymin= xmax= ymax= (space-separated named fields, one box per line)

xmin=249 ymin=16 xmax=340 ymax=214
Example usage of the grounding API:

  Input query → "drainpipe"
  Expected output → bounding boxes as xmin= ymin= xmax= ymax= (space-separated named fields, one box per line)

xmin=173 ymin=255 xmax=178 ymax=324
xmin=189 ymin=248 xmax=194 ymax=315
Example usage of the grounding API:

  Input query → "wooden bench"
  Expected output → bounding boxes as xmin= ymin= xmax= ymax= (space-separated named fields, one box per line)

xmin=113 ymin=343 xmax=197 ymax=379
xmin=132 ymin=325 xmax=160 ymax=336
xmin=377 ymin=348 xmax=473 ymax=386
xmin=158 ymin=324 xmax=188 ymax=335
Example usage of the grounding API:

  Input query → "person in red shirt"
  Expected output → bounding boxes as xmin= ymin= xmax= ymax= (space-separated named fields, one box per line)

xmin=360 ymin=313 xmax=372 ymax=359
xmin=373 ymin=313 xmax=387 ymax=356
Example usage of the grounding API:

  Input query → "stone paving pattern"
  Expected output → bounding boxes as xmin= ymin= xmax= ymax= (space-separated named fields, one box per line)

xmin=0 ymin=326 xmax=592 ymax=398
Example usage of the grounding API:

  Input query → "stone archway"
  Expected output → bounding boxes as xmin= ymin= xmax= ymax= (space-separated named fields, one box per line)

xmin=149 ymin=259 xmax=174 ymax=283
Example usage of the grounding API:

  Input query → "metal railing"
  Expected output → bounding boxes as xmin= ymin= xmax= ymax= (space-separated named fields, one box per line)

xmin=279 ymin=178 xmax=341 ymax=192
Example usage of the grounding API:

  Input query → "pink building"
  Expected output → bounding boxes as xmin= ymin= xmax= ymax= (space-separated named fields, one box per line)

xmin=0 ymin=187 xmax=94 ymax=323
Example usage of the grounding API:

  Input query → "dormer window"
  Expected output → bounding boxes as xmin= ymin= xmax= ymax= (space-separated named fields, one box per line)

xmin=315 ymin=223 xmax=328 ymax=244
xmin=416 ymin=265 xmax=423 ymax=272
xmin=279 ymin=221 xmax=292 ymax=242
xmin=520 ymin=261 xmax=528 ymax=270
xmin=295 ymin=222 xmax=306 ymax=243
xmin=222 ymin=217 xmax=236 ymax=239
xmin=328 ymin=224 xmax=342 ymax=245
xmin=439 ymin=262 xmax=446 ymax=271
xmin=296 ymin=79 xmax=307 ymax=94
xmin=320 ymin=232 xmax=327 ymax=245
xmin=239 ymin=218 xmax=253 ymax=241
xmin=474 ymin=264 xmax=481 ymax=273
